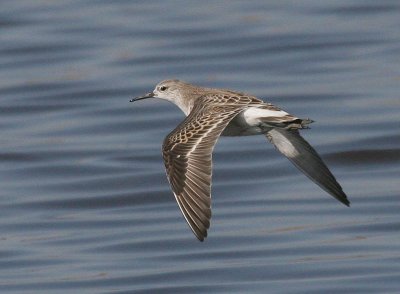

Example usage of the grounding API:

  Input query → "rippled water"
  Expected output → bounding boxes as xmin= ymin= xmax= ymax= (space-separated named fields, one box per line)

xmin=1 ymin=0 xmax=400 ymax=293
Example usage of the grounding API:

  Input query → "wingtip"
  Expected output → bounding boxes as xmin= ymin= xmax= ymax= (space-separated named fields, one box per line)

xmin=196 ymin=235 xmax=206 ymax=242
xmin=339 ymin=196 xmax=350 ymax=207
xmin=194 ymin=228 xmax=207 ymax=242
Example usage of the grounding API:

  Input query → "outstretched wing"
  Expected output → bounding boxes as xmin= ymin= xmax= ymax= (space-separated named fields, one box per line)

xmin=163 ymin=103 xmax=244 ymax=241
xmin=266 ymin=128 xmax=350 ymax=206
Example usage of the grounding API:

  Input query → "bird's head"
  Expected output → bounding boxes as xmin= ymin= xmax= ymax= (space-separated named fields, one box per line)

xmin=131 ymin=79 xmax=203 ymax=115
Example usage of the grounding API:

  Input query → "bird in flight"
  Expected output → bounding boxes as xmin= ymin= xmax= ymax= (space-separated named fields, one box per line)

xmin=131 ymin=79 xmax=350 ymax=241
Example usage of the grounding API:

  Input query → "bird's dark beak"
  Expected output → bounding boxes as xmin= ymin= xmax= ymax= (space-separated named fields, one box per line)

xmin=130 ymin=92 xmax=154 ymax=102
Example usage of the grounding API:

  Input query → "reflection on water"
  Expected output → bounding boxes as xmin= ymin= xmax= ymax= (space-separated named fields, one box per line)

xmin=1 ymin=0 xmax=400 ymax=292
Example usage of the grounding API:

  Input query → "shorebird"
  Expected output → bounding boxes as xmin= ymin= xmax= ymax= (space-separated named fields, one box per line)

xmin=131 ymin=80 xmax=350 ymax=241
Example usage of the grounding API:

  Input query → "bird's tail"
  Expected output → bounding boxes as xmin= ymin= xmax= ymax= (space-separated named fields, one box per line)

xmin=285 ymin=118 xmax=314 ymax=130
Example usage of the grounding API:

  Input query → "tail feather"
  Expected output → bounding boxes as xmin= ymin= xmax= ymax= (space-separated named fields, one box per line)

xmin=286 ymin=118 xmax=314 ymax=130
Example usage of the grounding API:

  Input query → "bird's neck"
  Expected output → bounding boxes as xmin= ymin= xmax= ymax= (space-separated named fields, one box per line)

xmin=175 ymin=96 xmax=195 ymax=116
xmin=174 ymin=88 xmax=207 ymax=116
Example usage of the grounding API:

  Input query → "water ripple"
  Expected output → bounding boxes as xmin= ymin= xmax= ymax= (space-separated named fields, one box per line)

xmin=1 ymin=0 xmax=399 ymax=293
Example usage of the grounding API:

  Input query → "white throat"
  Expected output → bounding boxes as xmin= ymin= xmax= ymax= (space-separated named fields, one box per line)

xmin=166 ymin=95 xmax=193 ymax=116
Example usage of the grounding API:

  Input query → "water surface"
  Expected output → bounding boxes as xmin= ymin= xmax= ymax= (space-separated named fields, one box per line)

xmin=1 ymin=0 xmax=400 ymax=293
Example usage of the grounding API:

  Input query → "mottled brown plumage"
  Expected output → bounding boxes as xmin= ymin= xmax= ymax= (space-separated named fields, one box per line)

xmin=162 ymin=101 xmax=244 ymax=240
xmin=131 ymin=80 xmax=350 ymax=241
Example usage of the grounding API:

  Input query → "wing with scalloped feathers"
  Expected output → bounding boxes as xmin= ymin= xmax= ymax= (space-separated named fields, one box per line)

xmin=162 ymin=102 xmax=245 ymax=241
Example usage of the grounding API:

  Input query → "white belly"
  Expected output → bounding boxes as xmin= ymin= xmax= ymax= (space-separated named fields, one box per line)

xmin=243 ymin=107 xmax=288 ymax=125
xmin=222 ymin=107 xmax=289 ymax=136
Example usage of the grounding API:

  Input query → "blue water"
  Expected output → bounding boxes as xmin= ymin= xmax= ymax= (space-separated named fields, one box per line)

xmin=1 ymin=0 xmax=400 ymax=293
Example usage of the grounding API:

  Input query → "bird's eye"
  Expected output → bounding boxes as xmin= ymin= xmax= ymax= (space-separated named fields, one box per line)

xmin=160 ymin=86 xmax=167 ymax=91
